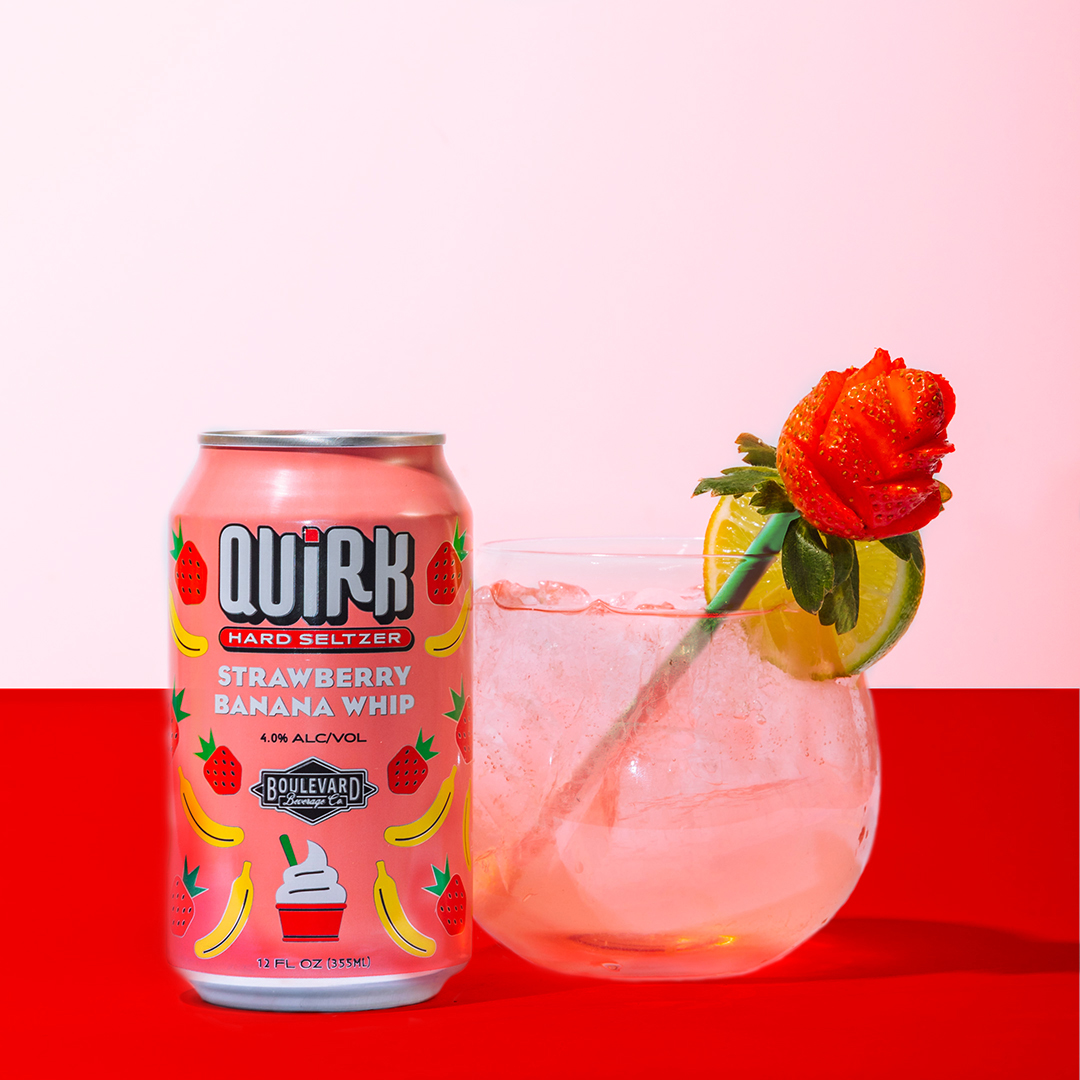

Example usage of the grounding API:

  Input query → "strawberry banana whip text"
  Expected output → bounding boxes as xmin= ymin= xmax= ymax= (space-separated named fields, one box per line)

xmin=213 ymin=664 xmax=416 ymax=720
xmin=166 ymin=431 xmax=473 ymax=1012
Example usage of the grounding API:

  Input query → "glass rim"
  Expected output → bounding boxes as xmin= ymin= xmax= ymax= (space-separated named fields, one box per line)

xmin=480 ymin=537 xmax=747 ymax=560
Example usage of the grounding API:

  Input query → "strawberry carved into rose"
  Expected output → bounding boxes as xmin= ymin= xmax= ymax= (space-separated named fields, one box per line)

xmin=775 ymin=348 xmax=955 ymax=541
xmin=693 ymin=348 xmax=954 ymax=636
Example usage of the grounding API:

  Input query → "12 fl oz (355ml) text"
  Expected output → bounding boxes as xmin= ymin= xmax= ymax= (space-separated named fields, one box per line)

xmin=255 ymin=957 xmax=370 ymax=970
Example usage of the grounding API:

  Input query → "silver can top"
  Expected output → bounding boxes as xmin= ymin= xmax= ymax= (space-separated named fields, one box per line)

xmin=198 ymin=430 xmax=445 ymax=448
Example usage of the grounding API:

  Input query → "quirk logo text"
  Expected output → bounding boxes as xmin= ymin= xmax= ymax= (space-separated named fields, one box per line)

xmin=219 ymin=524 xmax=414 ymax=626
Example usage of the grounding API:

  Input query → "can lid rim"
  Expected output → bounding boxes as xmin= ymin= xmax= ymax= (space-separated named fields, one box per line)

xmin=198 ymin=430 xmax=446 ymax=448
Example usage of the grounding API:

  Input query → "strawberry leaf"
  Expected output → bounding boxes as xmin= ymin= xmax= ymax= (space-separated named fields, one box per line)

xmin=781 ymin=517 xmax=834 ymax=614
xmin=195 ymin=731 xmax=217 ymax=762
xmin=453 ymin=519 xmax=469 ymax=562
xmin=736 ymin=433 xmax=778 ymax=468
xmin=693 ymin=467 xmax=779 ymax=498
xmin=415 ymin=729 xmax=439 ymax=761
xmin=720 ymin=466 xmax=779 ymax=479
xmin=823 ymin=534 xmax=855 ymax=588
xmin=183 ymin=856 xmax=208 ymax=897
xmin=171 ymin=684 xmax=191 ymax=724
xmin=443 ymin=680 xmax=466 ymax=723
xmin=749 ymin=480 xmax=796 ymax=516
xmin=878 ymin=532 xmax=925 ymax=575
xmin=423 ymin=857 xmax=452 ymax=896
xmin=818 ymin=544 xmax=860 ymax=634
xmin=170 ymin=520 xmax=184 ymax=561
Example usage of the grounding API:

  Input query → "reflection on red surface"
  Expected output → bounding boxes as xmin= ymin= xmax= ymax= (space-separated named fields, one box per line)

xmin=746 ymin=918 xmax=1078 ymax=982
xmin=428 ymin=919 xmax=1078 ymax=1005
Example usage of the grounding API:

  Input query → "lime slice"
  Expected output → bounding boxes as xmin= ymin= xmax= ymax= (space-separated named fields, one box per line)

xmin=703 ymin=496 xmax=923 ymax=679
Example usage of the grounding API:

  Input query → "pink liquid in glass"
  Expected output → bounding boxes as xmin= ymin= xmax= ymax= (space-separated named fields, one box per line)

xmin=472 ymin=570 xmax=879 ymax=981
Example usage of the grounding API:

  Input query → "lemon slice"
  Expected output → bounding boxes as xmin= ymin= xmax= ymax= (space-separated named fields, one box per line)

xmin=703 ymin=496 xmax=923 ymax=679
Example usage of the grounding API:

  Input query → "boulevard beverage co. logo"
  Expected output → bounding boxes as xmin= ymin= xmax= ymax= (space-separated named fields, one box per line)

xmin=219 ymin=524 xmax=415 ymax=626
xmin=250 ymin=757 xmax=379 ymax=824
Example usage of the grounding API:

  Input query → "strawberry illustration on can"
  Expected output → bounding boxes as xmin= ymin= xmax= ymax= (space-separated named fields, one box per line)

xmin=424 ymin=857 xmax=467 ymax=935
xmin=444 ymin=680 xmax=472 ymax=764
xmin=195 ymin=731 xmax=242 ymax=794
xmin=387 ymin=730 xmax=439 ymax=794
xmin=170 ymin=684 xmax=190 ymax=757
xmin=171 ymin=519 xmax=207 ymax=605
xmin=426 ymin=520 xmax=467 ymax=605
xmin=170 ymin=857 xmax=207 ymax=937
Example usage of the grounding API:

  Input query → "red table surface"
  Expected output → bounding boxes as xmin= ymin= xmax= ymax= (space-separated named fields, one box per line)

xmin=4 ymin=688 xmax=1077 ymax=1078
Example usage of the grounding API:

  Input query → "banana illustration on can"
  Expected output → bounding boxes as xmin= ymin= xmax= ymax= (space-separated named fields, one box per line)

xmin=194 ymin=862 xmax=253 ymax=959
xmin=374 ymin=860 xmax=437 ymax=958
xmin=424 ymin=588 xmax=471 ymax=657
xmin=384 ymin=766 xmax=456 ymax=847
xmin=179 ymin=767 xmax=245 ymax=847
xmin=170 ymin=593 xmax=208 ymax=657
xmin=462 ymin=782 xmax=472 ymax=870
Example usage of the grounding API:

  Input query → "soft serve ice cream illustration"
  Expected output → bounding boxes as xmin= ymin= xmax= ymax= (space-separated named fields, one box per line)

xmin=276 ymin=836 xmax=348 ymax=942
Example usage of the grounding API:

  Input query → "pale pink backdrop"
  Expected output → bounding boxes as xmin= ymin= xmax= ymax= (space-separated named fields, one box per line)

xmin=1 ymin=2 xmax=1077 ymax=687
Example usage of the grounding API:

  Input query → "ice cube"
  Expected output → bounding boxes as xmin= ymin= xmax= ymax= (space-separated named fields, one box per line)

xmin=490 ymin=579 xmax=592 ymax=612
xmin=600 ymin=586 xmax=705 ymax=614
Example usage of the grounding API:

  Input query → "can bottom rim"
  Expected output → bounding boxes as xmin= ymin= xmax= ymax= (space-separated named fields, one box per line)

xmin=176 ymin=962 xmax=467 ymax=1012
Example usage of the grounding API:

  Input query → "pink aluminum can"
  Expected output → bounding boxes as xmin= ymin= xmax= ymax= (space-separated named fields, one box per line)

xmin=166 ymin=431 xmax=472 ymax=1011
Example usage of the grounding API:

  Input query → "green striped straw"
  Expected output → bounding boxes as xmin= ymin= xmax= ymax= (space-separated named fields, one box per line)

xmin=705 ymin=511 xmax=798 ymax=615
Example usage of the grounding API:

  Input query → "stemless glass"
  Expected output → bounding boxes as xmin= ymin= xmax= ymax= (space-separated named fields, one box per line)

xmin=472 ymin=538 xmax=879 ymax=981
